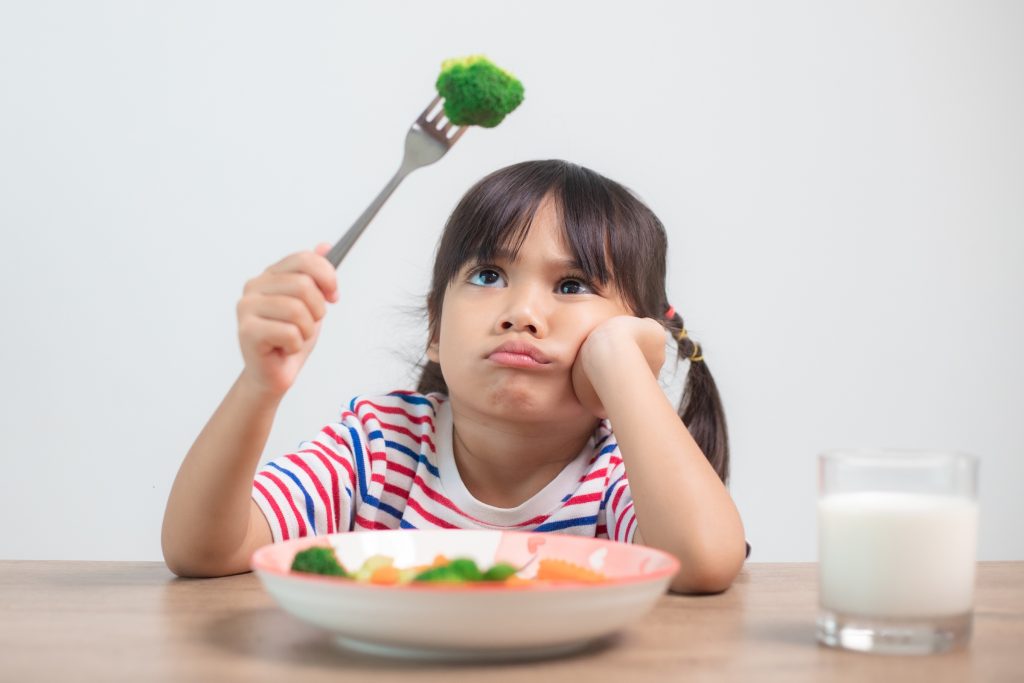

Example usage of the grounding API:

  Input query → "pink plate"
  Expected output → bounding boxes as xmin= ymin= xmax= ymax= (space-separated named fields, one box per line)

xmin=252 ymin=529 xmax=678 ymax=660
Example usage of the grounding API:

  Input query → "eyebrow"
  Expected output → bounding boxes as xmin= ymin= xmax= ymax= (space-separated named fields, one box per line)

xmin=485 ymin=247 xmax=583 ymax=272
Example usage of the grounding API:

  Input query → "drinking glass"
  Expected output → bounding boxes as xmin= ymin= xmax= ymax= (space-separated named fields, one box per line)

xmin=816 ymin=450 xmax=979 ymax=654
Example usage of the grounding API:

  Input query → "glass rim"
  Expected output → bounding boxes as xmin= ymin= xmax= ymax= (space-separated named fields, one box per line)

xmin=819 ymin=449 xmax=979 ymax=467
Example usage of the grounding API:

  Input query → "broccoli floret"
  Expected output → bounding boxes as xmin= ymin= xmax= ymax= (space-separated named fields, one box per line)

xmin=412 ymin=563 xmax=465 ymax=583
xmin=290 ymin=546 xmax=348 ymax=577
xmin=435 ymin=55 xmax=524 ymax=128
xmin=481 ymin=562 xmax=517 ymax=582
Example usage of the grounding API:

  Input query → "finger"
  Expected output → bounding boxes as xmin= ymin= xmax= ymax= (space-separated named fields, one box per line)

xmin=247 ymin=294 xmax=318 ymax=341
xmin=242 ymin=318 xmax=306 ymax=356
xmin=248 ymin=272 xmax=328 ymax=321
xmin=267 ymin=250 xmax=339 ymax=304
xmin=313 ymin=244 xmax=340 ymax=303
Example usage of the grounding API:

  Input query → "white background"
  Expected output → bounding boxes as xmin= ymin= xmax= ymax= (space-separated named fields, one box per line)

xmin=1 ymin=1 xmax=1021 ymax=562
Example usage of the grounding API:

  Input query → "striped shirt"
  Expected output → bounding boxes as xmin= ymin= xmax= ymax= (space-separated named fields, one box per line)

xmin=251 ymin=390 xmax=638 ymax=544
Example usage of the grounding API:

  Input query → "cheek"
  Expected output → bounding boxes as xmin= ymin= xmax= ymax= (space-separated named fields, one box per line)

xmin=565 ymin=307 xmax=615 ymax=340
xmin=434 ymin=298 xmax=474 ymax=361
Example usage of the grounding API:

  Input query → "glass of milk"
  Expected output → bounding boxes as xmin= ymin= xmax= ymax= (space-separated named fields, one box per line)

xmin=816 ymin=450 xmax=979 ymax=654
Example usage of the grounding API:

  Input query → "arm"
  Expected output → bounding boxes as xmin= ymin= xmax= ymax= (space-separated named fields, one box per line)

xmin=161 ymin=372 xmax=278 ymax=577
xmin=578 ymin=317 xmax=746 ymax=594
xmin=162 ymin=245 xmax=338 ymax=578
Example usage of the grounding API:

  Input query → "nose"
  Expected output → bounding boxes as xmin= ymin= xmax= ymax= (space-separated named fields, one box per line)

xmin=497 ymin=287 xmax=547 ymax=336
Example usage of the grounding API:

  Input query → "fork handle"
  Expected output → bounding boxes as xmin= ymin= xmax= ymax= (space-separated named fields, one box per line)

xmin=326 ymin=165 xmax=412 ymax=268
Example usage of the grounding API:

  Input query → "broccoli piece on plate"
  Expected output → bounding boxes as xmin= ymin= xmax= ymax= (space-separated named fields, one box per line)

xmin=435 ymin=55 xmax=524 ymax=128
xmin=290 ymin=546 xmax=348 ymax=577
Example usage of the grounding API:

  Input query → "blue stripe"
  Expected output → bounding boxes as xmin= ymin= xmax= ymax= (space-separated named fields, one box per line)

xmin=385 ymin=440 xmax=441 ymax=479
xmin=368 ymin=429 xmax=383 ymax=441
xmin=388 ymin=392 xmax=433 ymax=407
xmin=361 ymin=494 xmax=403 ymax=521
xmin=599 ymin=442 xmax=617 ymax=456
xmin=400 ymin=519 xmax=417 ymax=529
xmin=348 ymin=425 xmax=368 ymax=501
xmin=534 ymin=516 xmax=599 ymax=532
xmin=268 ymin=462 xmax=317 ymax=534
xmin=602 ymin=475 xmax=626 ymax=508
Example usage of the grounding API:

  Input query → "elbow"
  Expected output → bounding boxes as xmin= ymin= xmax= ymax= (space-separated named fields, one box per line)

xmin=161 ymin=529 xmax=238 ymax=579
xmin=667 ymin=549 xmax=745 ymax=595
xmin=162 ymin=549 xmax=246 ymax=579
xmin=161 ymin=536 xmax=204 ymax=578
xmin=668 ymin=566 xmax=737 ymax=595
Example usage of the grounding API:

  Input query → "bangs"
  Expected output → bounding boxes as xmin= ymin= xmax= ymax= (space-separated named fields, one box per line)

xmin=441 ymin=163 xmax=621 ymax=294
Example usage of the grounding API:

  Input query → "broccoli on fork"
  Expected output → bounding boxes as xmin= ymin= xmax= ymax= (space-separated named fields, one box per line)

xmin=436 ymin=55 xmax=524 ymax=128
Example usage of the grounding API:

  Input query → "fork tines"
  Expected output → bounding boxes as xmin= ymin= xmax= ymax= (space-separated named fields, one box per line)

xmin=417 ymin=95 xmax=467 ymax=146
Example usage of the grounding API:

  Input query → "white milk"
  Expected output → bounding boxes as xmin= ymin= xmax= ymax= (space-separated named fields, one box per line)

xmin=818 ymin=491 xmax=978 ymax=617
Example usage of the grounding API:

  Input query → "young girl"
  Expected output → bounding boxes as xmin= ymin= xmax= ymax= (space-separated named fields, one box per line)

xmin=162 ymin=159 xmax=747 ymax=593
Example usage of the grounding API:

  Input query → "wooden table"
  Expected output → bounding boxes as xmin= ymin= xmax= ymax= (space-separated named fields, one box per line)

xmin=1 ymin=561 xmax=1020 ymax=682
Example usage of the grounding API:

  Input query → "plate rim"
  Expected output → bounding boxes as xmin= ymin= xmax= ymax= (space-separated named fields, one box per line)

xmin=251 ymin=528 xmax=680 ymax=593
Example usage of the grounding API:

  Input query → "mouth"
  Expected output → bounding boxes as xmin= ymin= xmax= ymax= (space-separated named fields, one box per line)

xmin=486 ymin=341 xmax=553 ymax=368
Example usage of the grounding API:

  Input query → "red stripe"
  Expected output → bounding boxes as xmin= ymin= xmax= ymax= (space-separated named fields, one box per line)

xmin=262 ymin=470 xmax=308 ymax=537
xmin=564 ymin=492 xmax=602 ymax=506
xmin=382 ymin=482 xmax=411 ymax=500
xmin=322 ymin=425 xmax=353 ymax=451
xmin=354 ymin=514 xmax=390 ymax=530
xmin=405 ymin=497 xmax=458 ymax=528
xmin=310 ymin=441 xmax=356 ymax=493
xmin=305 ymin=449 xmax=341 ymax=531
xmin=370 ymin=472 xmax=386 ymax=485
xmin=596 ymin=524 xmax=608 ymax=538
xmin=253 ymin=479 xmax=289 ymax=541
xmin=285 ymin=454 xmax=334 ymax=534
xmin=608 ymin=455 xmax=623 ymax=468
xmin=611 ymin=482 xmax=628 ymax=511
xmin=614 ymin=501 xmax=635 ymax=542
xmin=624 ymin=515 xmax=637 ymax=542
xmin=411 ymin=475 xmax=466 ymax=517
xmin=355 ymin=399 xmax=435 ymax=428
xmin=411 ymin=475 xmax=549 ymax=528
xmin=386 ymin=461 xmax=415 ymax=479
xmin=580 ymin=468 xmax=607 ymax=483
xmin=375 ymin=418 xmax=437 ymax=452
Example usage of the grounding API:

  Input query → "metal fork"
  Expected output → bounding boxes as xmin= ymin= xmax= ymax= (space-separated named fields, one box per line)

xmin=325 ymin=95 xmax=468 ymax=268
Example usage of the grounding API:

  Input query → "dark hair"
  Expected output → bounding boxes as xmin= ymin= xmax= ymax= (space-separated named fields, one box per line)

xmin=415 ymin=159 xmax=730 ymax=483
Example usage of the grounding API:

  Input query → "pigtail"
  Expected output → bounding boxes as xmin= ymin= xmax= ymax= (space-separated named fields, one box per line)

xmin=416 ymin=359 xmax=447 ymax=395
xmin=664 ymin=309 xmax=730 ymax=483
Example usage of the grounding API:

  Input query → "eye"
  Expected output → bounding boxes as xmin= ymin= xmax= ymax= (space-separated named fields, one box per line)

xmin=558 ymin=276 xmax=594 ymax=295
xmin=468 ymin=267 xmax=506 ymax=287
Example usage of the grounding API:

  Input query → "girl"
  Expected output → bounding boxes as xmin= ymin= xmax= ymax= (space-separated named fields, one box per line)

xmin=162 ymin=159 xmax=747 ymax=593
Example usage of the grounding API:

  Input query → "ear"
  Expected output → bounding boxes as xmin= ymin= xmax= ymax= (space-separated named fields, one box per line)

xmin=427 ymin=339 xmax=440 ymax=363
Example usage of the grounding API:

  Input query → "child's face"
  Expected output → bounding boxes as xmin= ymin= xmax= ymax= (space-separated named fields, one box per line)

xmin=427 ymin=195 xmax=633 ymax=422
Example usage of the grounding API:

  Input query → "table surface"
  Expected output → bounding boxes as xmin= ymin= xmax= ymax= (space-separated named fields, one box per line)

xmin=1 ymin=561 xmax=1021 ymax=682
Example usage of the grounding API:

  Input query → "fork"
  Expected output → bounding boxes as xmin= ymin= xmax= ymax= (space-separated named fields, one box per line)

xmin=325 ymin=95 xmax=468 ymax=268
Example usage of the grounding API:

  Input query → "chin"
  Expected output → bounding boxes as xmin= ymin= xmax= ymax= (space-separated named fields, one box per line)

xmin=481 ymin=381 xmax=585 ymax=422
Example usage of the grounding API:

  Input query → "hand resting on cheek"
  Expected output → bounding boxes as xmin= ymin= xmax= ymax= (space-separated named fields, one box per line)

xmin=571 ymin=316 xmax=668 ymax=420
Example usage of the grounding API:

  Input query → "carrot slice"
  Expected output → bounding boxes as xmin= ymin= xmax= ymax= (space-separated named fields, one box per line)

xmin=535 ymin=559 xmax=606 ymax=583
xmin=369 ymin=565 xmax=401 ymax=585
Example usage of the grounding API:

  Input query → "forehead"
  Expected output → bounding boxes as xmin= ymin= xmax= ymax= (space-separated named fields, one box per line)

xmin=466 ymin=195 xmax=579 ymax=263
xmin=481 ymin=206 xmax=578 ymax=265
